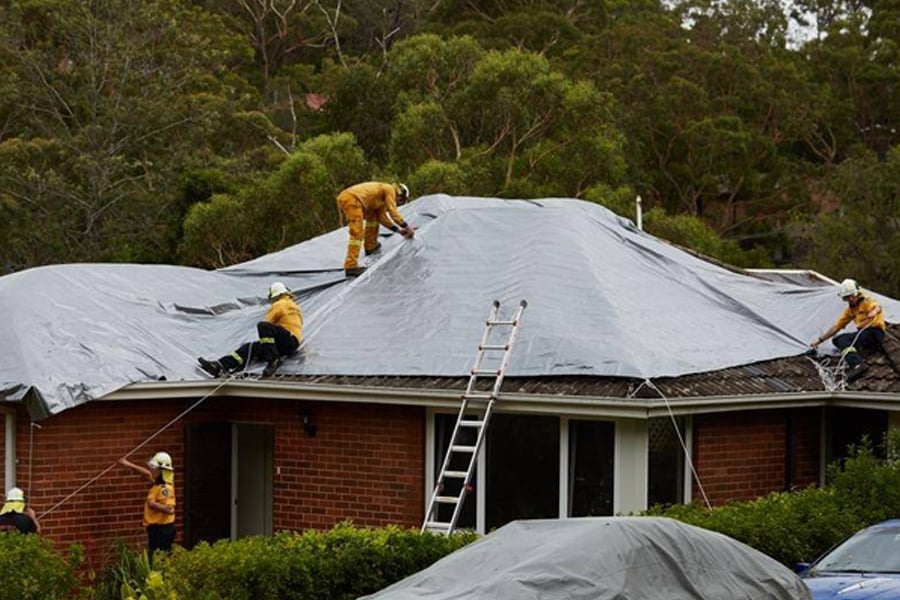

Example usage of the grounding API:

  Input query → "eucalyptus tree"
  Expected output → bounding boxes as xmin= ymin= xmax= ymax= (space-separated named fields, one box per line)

xmin=805 ymin=147 xmax=900 ymax=296
xmin=384 ymin=34 xmax=628 ymax=198
xmin=801 ymin=0 xmax=899 ymax=161
xmin=567 ymin=0 xmax=822 ymax=249
xmin=424 ymin=0 xmax=608 ymax=54
xmin=179 ymin=131 xmax=371 ymax=267
xmin=0 ymin=0 xmax=262 ymax=269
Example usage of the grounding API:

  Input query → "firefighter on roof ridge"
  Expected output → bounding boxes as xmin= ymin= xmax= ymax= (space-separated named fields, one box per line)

xmin=337 ymin=181 xmax=415 ymax=278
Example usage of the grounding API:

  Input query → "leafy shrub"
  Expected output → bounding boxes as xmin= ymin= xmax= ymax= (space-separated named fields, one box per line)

xmin=93 ymin=542 xmax=151 ymax=600
xmin=649 ymin=429 xmax=900 ymax=566
xmin=828 ymin=435 xmax=900 ymax=525
xmin=0 ymin=533 xmax=83 ymax=599
xmin=152 ymin=522 xmax=477 ymax=600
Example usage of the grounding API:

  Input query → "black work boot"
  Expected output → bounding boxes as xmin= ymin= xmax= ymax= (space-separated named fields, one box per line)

xmin=846 ymin=362 xmax=868 ymax=383
xmin=365 ymin=242 xmax=382 ymax=256
xmin=262 ymin=357 xmax=283 ymax=377
xmin=198 ymin=357 xmax=223 ymax=377
xmin=345 ymin=266 xmax=367 ymax=277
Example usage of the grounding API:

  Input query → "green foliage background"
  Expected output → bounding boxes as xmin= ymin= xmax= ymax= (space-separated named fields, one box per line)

xmin=1 ymin=0 xmax=898 ymax=293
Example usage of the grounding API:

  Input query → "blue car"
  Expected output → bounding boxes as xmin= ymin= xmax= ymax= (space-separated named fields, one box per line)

xmin=799 ymin=519 xmax=900 ymax=599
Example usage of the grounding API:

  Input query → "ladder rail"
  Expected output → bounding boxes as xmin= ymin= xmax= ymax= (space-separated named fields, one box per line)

xmin=445 ymin=396 xmax=496 ymax=531
xmin=428 ymin=301 xmax=503 ymax=520
xmin=462 ymin=301 xmax=502 ymax=398
xmin=422 ymin=300 xmax=527 ymax=535
xmin=425 ymin=395 xmax=476 ymax=522
xmin=487 ymin=301 xmax=527 ymax=397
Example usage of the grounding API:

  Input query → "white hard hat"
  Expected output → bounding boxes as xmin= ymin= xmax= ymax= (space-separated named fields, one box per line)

xmin=148 ymin=451 xmax=173 ymax=471
xmin=5 ymin=487 xmax=24 ymax=502
xmin=397 ymin=183 xmax=410 ymax=200
xmin=269 ymin=281 xmax=290 ymax=300
xmin=839 ymin=278 xmax=861 ymax=298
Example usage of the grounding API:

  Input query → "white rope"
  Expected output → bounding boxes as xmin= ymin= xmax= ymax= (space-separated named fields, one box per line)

xmin=38 ymin=376 xmax=232 ymax=519
xmin=809 ymin=325 xmax=872 ymax=391
xmin=642 ymin=379 xmax=712 ymax=510
xmin=27 ymin=422 xmax=41 ymax=497
xmin=808 ymin=355 xmax=843 ymax=392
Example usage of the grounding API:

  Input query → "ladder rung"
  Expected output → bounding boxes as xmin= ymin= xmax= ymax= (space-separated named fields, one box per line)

xmin=450 ymin=445 xmax=476 ymax=453
xmin=463 ymin=392 xmax=493 ymax=400
xmin=471 ymin=368 xmax=500 ymax=376
xmin=441 ymin=470 xmax=468 ymax=478
xmin=423 ymin=521 xmax=452 ymax=531
xmin=435 ymin=495 xmax=459 ymax=504
xmin=487 ymin=319 xmax=517 ymax=326
xmin=479 ymin=344 xmax=509 ymax=351
xmin=458 ymin=420 xmax=484 ymax=428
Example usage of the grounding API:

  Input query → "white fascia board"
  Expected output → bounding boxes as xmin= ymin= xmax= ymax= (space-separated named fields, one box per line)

xmin=96 ymin=381 xmax=900 ymax=419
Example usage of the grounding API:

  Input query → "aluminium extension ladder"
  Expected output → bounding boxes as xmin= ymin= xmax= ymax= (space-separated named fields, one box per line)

xmin=422 ymin=299 xmax=528 ymax=535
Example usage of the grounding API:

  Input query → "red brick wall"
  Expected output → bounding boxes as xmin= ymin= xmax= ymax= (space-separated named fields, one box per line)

xmin=5 ymin=397 xmax=424 ymax=569
xmin=692 ymin=408 xmax=820 ymax=505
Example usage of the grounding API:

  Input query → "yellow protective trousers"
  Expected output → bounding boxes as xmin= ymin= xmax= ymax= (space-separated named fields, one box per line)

xmin=337 ymin=192 xmax=382 ymax=269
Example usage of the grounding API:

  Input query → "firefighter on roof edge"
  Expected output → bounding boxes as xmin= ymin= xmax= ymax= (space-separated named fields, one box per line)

xmin=119 ymin=452 xmax=176 ymax=564
xmin=811 ymin=278 xmax=885 ymax=382
xmin=337 ymin=181 xmax=415 ymax=277
xmin=197 ymin=281 xmax=302 ymax=377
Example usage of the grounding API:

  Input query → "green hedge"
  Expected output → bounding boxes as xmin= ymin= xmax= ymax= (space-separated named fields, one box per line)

xmin=20 ymin=433 xmax=900 ymax=597
xmin=0 ymin=533 xmax=83 ymax=599
xmin=146 ymin=523 xmax=477 ymax=600
xmin=647 ymin=432 xmax=900 ymax=566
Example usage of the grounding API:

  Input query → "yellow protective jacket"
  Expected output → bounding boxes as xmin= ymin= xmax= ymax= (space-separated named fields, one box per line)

xmin=339 ymin=182 xmax=408 ymax=230
xmin=143 ymin=478 xmax=176 ymax=527
xmin=266 ymin=295 xmax=303 ymax=342
xmin=833 ymin=294 xmax=886 ymax=331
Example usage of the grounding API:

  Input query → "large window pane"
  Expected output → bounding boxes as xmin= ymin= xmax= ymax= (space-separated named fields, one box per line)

xmin=486 ymin=414 xmax=559 ymax=531
xmin=568 ymin=420 xmax=614 ymax=517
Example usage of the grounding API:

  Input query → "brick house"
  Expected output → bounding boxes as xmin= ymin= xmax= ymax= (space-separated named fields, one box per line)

xmin=2 ymin=195 xmax=899 ymax=567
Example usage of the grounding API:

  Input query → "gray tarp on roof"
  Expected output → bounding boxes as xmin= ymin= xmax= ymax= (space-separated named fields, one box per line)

xmin=2 ymin=194 xmax=899 ymax=418
xmin=358 ymin=517 xmax=812 ymax=600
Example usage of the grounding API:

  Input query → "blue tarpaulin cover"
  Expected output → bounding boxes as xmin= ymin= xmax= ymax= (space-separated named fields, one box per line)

xmin=2 ymin=195 xmax=897 ymax=418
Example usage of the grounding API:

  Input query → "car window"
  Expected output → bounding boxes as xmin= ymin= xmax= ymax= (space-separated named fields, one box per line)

xmin=816 ymin=527 xmax=900 ymax=573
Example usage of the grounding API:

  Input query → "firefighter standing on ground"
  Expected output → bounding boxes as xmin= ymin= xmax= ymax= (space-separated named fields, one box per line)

xmin=119 ymin=452 xmax=176 ymax=563
xmin=0 ymin=487 xmax=41 ymax=534
xmin=811 ymin=278 xmax=886 ymax=382
xmin=197 ymin=281 xmax=303 ymax=377
xmin=337 ymin=182 xmax=415 ymax=277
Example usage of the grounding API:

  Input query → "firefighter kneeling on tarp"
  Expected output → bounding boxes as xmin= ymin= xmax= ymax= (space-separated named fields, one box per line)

xmin=811 ymin=278 xmax=885 ymax=382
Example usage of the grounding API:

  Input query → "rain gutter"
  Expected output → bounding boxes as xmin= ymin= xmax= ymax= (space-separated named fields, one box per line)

xmin=96 ymin=381 xmax=895 ymax=419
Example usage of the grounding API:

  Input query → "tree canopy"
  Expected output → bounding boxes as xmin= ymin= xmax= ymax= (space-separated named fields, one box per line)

xmin=1 ymin=0 xmax=898 ymax=294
